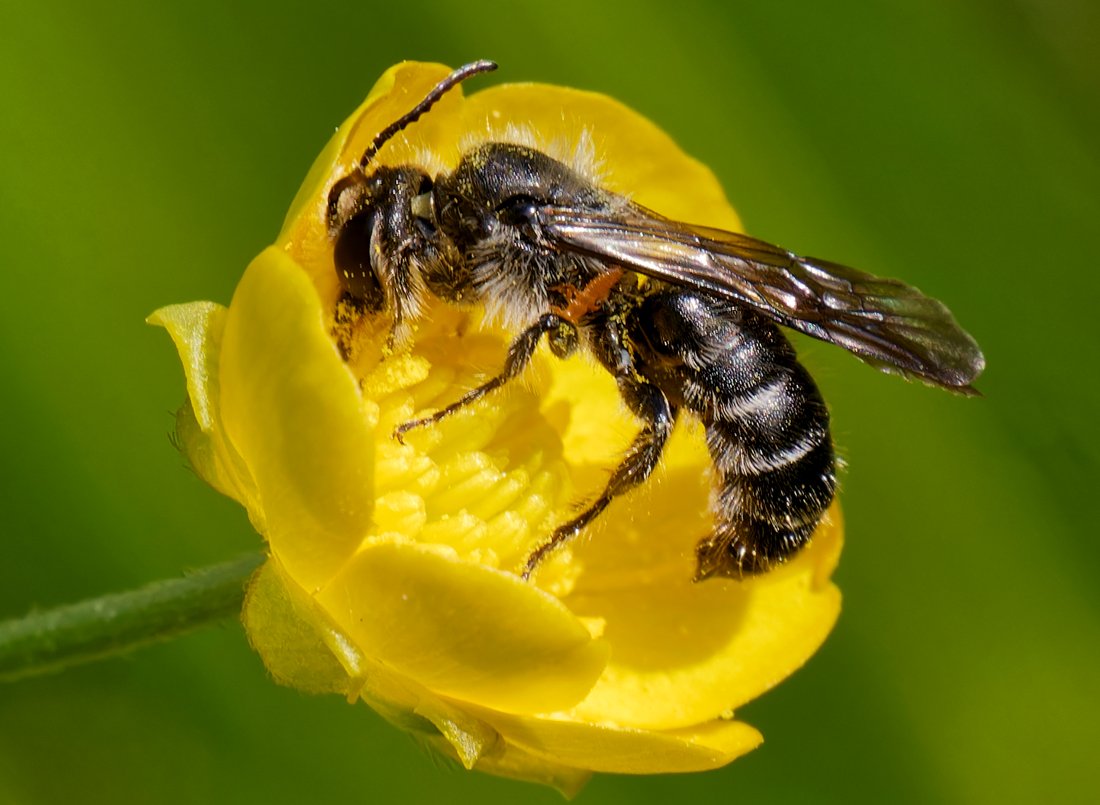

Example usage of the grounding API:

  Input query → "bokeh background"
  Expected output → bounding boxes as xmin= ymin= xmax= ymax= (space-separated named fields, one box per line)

xmin=2 ymin=1 xmax=1098 ymax=802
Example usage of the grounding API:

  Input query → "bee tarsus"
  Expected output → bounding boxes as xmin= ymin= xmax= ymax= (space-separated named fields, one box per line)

xmin=391 ymin=312 xmax=577 ymax=444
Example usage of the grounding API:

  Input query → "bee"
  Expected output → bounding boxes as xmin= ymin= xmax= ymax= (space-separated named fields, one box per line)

xmin=326 ymin=61 xmax=985 ymax=580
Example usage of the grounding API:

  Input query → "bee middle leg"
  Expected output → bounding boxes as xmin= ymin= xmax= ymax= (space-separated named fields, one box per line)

xmin=521 ymin=378 xmax=676 ymax=578
xmin=393 ymin=313 xmax=578 ymax=442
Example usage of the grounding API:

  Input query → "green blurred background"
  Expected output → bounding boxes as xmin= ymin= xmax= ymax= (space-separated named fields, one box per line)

xmin=2 ymin=1 xmax=1097 ymax=802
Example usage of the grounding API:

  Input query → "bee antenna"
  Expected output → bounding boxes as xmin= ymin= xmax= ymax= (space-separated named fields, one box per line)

xmin=359 ymin=59 xmax=498 ymax=170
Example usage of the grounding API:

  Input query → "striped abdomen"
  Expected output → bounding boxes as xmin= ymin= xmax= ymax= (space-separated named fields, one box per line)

xmin=632 ymin=290 xmax=837 ymax=579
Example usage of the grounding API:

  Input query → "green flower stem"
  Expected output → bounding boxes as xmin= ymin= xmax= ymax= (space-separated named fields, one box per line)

xmin=0 ymin=553 xmax=264 ymax=683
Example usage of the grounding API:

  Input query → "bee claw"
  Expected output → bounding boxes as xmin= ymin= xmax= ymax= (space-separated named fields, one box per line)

xmin=391 ymin=419 xmax=423 ymax=445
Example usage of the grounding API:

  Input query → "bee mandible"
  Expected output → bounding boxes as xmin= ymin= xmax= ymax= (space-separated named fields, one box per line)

xmin=326 ymin=61 xmax=985 ymax=580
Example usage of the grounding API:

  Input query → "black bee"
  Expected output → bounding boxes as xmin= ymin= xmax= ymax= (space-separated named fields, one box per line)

xmin=326 ymin=61 xmax=985 ymax=580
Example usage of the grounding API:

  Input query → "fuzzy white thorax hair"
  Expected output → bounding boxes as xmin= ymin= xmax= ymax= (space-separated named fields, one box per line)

xmin=395 ymin=120 xmax=609 ymax=189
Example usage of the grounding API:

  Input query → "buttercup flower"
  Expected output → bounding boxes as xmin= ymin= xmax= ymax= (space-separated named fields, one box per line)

xmin=151 ymin=62 xmax=843 ymax=794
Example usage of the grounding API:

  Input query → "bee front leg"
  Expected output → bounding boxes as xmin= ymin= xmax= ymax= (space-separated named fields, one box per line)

xmin=393 ymin=313 xmax=577 ymax=443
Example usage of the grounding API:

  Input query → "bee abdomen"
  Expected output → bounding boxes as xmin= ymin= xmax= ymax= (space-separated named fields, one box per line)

xmin=700 ymin=356 xmax=837 ymax=575
xmin=632 ymin=290 xmax=837 ymax=578
xmin=697 ymin=364 xmax=836 ymax=577
xmin=699 ymin=367 xmax=829 ymax=477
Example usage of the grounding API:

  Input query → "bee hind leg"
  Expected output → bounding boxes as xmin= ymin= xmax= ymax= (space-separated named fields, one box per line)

xmin=521 ymin=379 xmax=675 ymax=579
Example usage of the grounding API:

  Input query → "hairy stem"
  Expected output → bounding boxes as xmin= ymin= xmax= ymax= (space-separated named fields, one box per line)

xmin=0 ymin=553 xmax=264 ymax=683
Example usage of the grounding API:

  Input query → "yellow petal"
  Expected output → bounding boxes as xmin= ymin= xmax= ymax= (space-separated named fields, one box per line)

xmin=461 ymin=84 xmax=741 ymax=230
xmin=279 ymin=61 xmax=457 ymax=242
xmin=565 ymin=504 xmax=843 ymax=729
xmin=219 ymin=247 xmax=374 ymax=591
xmin=147 ymin=302 xmax=226 ymax=431
xmin=148 ymin=302 xmax=257 ymax=509
xmin=471 ymin=706 xmax=762 ymax=774
xmin=246 ymin=558 xmax=512 ymax=774
xmin=314 ymin=540 xmax=609 ymax=715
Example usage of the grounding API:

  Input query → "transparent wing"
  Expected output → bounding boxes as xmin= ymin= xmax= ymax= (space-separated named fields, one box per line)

xmin=538 ymin=203 xmax=985 ymax=392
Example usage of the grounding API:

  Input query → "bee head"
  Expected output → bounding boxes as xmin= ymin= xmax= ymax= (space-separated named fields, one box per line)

xmin=328 ymin=167 xmax=435 ymax=312
xmin=326 ymin=61 xmax=498 ymax=313
xmin=328 ymin=58 xmax=497 ymax=236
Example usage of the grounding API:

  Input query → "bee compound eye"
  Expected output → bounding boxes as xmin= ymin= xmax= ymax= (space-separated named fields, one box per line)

xmin=333 ymin=210 xmax=385 ymax=312
xmin=327 ymin=173 xmax=369 ymax=231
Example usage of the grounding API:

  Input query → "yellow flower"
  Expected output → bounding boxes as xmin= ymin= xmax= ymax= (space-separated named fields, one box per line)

xmin=150 ymin=61 xmax=843 ymax=794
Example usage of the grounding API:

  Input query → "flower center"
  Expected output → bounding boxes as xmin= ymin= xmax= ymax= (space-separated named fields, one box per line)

xmin=335 ymin=300 xmax=580 ymax=584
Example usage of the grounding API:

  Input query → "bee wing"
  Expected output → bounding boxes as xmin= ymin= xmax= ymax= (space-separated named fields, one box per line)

xmin=539 ymin=203 xmax=985 ymax=393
